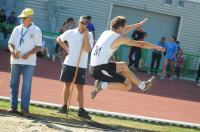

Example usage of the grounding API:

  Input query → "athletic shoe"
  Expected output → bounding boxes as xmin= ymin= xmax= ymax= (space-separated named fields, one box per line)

xmin=160 ymin=75 xmax=164 ymax=80
xmin=91 ymin=80 xmax=102 ymax=99
xmin=21 ymin=108 xmax=30 ymax=116
xmin=169 ymin=76 xmax=174 ymax=81
xmin=197 ymin=82 xmax=200 ymax=87
xmin=147 ymin=71 xmax=151 ymax=75
xmin=58 ymin=105 xmax=68 ymax=114
xmin=8 ymin=108 xmax=20 ymax=114
xmin=142 ymin=76 xmax=155 ymax=92
xmin=129 ymin=66 xmax=135 ymax=71
xmin=78 ymin=108 xmax=91 ymax=120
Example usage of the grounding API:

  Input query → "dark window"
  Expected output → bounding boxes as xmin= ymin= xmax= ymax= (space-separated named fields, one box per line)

xmin=178 ymin=0 xmax=185 ymax=7
xmin=164 ymin=0 xmax=173 ymax=5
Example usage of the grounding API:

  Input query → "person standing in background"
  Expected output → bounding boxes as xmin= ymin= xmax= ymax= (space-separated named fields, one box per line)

xmin=87 ymin=16 xmax=95 ymax=42
xmin=0 ymin=9 xmax=7 ymax=39
xmin=160 ymin=36 xmax=178 ymax=81
xmin=176 ymin=49 xmax=185 ymax=78
xmin=60 ymin=17 xmax=75 ymax=33
xmin=7 ymin=11 xmax=18 ymax=25
xmin=0 ymin=9 xmax=6 ymax=23
xmin=54 ymin=17 xmax=75 ymax=62
xmin=6 ymin=11 xmax=18 ymax=42
xmin=196 ymin=63 xmax=200 ymax=87
xmin=128 ymin=24 xmax=145 ymax=70
xmin=150 ymin=37 xmax=166 ymax=75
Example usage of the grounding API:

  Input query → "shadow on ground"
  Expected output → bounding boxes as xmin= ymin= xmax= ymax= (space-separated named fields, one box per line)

xmin=0 ymin=109 xmax=157 ymax=132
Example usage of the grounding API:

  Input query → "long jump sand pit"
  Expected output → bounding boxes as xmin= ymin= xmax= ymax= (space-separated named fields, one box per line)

xmin=0 ymin=115 xmax=103 ymax=132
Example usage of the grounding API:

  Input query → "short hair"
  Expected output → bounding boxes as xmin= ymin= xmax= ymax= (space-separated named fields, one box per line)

xmin=79 ymin=16 xmax=88 ymax=21
xmin=110 ymin=16 xmax=126 ymax=30
xmin=87 ymin=16 xmax=91 ymax=20
xmin=66 ymin=17 xmax=74 ymax=23
xmin=161 ymin=37 xmax=166 ymax=40
xmin=11 ymin=11 xmax=15 ymax=15
xmin=171 ymin=35 xmax=177 ymax=42
xmin=143 ymin=32 xmax=148 ymax=35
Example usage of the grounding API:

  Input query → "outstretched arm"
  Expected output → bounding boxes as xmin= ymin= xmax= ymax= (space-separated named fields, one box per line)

xmin=122 ymin=18 xmax=148 ymax=34
xmin=111 ymin=37 xmax=165 ymax=52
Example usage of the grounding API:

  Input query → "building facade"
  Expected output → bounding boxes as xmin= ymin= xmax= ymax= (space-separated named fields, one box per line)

xmin=0 ymin=0 xmax=199 ymax=70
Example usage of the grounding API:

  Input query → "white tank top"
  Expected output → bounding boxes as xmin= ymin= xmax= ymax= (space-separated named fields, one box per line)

xmin=90 ymin=30 xmax=121 ymax=66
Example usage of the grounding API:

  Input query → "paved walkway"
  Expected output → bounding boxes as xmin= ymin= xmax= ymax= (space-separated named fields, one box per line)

xmin=1 ymin=50 xmax=200 ymax=124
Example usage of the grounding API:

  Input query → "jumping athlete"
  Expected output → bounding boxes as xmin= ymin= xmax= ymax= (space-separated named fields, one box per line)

xmin=89 ymin=16 xmax=165 ymax=99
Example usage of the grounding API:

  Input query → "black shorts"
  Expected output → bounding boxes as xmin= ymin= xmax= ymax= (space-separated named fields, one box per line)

xmin=60 ymin=65 xmax=86 ymax=85
xmin=89 ymin=62 xmax=125 ymax=83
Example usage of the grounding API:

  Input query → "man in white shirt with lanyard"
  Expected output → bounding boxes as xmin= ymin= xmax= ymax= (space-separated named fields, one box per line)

xmin=56 ymin=16 xmax=93 ymax=119
xmin=90 ymin=16 xmax=165 ymax=99
xmin=8 ymin=8 xmax=42 ymax=114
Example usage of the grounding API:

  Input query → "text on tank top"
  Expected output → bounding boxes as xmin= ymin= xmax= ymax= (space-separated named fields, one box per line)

xmin=90 ymin=30 xmax=121 ymax=66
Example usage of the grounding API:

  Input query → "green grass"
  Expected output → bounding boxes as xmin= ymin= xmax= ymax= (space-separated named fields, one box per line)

xmin=0 ymin=100 xmax=199 ymax=132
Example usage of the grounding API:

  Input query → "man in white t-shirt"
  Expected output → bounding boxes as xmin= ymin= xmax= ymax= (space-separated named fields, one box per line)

xmin=56 ymin=16 xmax=93 ymax=119
xmin=89 ymin=16 xmax=165 ymax=99
xmin=8 ymin=8 xmax=42 ymax=114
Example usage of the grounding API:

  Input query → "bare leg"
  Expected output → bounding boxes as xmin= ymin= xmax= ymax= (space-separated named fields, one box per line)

xmin=91 ymin=61 xmax=154 ymax=99
xmin=107 ymin=79 xmax=132 ymax=91
xmin=170 ymin=60 xmax=175 ymax=76
xmin=76 ymin=84 xmax=84 ymax=108
xmin=114 ymin=61 xmax=155 ymax=92
xmin=62 ymin=83 xmax=71 ymax=105
xmin=162 ymin=59 xmax=169 ymax=77
xmin=116 ymin=61 xmax=141 ymax=86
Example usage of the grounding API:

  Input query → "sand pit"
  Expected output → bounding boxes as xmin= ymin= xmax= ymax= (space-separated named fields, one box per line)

xmin=0 ymin=115 xmax=104 ymax=132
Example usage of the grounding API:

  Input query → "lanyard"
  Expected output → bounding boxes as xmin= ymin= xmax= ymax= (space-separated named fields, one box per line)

xmin=19 ymin=24 xmax=32 ymax=46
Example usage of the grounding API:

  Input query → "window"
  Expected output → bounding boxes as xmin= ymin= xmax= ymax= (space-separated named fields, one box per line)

xmin=164 ymin=0 xmax=173 ymax=5
xmin=177 ymin=0 xmax=185 ymax=8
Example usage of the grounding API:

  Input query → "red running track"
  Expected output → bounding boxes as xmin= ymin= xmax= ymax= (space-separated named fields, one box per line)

xmin=0 ymin=50 xmax=200 ymax=124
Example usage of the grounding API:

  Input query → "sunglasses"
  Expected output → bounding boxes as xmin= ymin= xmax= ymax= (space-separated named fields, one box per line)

xmin=22 ymin=16 xmax=33 ymax=20
xmin=80 ymin=21 xmax=88 ymax=25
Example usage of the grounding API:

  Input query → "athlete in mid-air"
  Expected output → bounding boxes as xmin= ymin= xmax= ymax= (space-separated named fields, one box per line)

xmin=89 ymin=16 xmax=165 ymax=99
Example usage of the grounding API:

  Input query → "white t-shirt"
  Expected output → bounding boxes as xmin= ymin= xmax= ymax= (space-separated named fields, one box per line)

xmin=8 ymin=23 xmax=42 ymax=66
xmin=59 ymin=28 xmax=93 ymax=68
xmin=90 ymin=30 xmax=121 ymax=66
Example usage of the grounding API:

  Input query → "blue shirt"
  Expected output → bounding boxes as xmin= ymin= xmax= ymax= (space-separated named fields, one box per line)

xmin=7 ymin=15 xmax=17 ymax=25
xmin=165 ymin=42 xmax=178 ymax=60
xmin=87 ymin=22 xmax=95 ymax=32
xmin=153 ymin=41 xmax=166 ymax=54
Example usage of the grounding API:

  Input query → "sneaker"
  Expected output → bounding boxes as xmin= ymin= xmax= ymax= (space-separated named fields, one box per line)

xmin=8 ymin=108 xmax=20 ymax=114
xmin=160 ymin=75 xmax=164 ymax=80
xmin=128 ymin=64 xmax=134 ymax=70
xmin=21 ymin=108 xmax=30 ymax=116
xmin=142 ymin=76 xmax=155 ymax=92
xmin=78 ymin=108 xmax=91 ymax=120
xmin=58 ymin=105 xmax=68 ymax=114
xmin=169 ymin=76 xmax=174 ymax=81
xmin=197 ymin=82 xmax=200 ymax=87
xmin=91 ymin=80 xmax=102 ymax=99
xmin=147 ymin=71 xmax=151 ymax=75
xmin=154 ymin=72 xmax=158 ymax=75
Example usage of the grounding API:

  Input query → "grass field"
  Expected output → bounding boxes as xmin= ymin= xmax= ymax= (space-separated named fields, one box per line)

xmin=0 ymin=99 xmax=199 ymax=132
